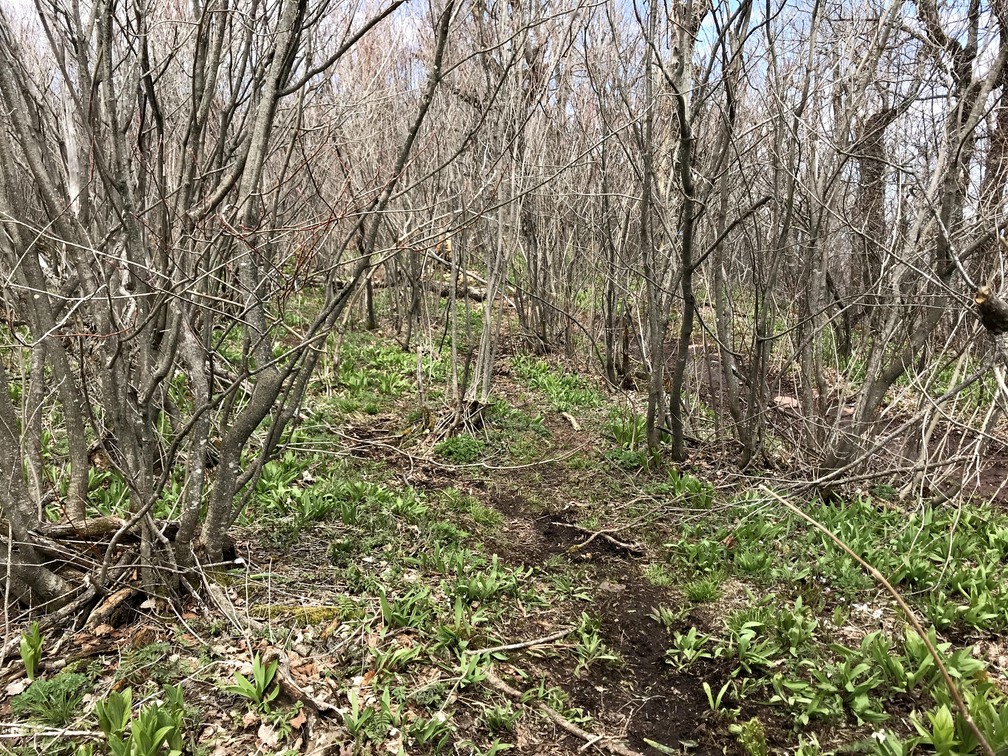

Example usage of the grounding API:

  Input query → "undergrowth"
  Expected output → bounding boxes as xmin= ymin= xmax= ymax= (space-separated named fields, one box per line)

xmin=9 ymin=331 xmax=1008 ymax=755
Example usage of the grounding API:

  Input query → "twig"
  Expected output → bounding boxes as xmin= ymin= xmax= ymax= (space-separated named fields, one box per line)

xmin=484 ymin=669 xmax=644 ymax=756
xmin=804 ymin=360 xmax=991 ymax=491
xmin=561 ymin=411 xmax=581 ymax=431
xmin=760 ymin=486 xmax=995 ymax=756
xmin=195 ymin=555 xmax=262 ymax=643
xmin=468 ymin=627 xmax=573 ymax=656
xmin=1 ymin=521 xmax=11 ymax=672
xmin=549 ymin=522 xmax=645 ymax=557
xmin=0 ymin=725 xmax=99 ymax=739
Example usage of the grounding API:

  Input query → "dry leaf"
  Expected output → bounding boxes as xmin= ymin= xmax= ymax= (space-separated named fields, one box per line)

xmin=257 ymin=722 xmax=280 ymax=748
xmin=384 ymin=728 xmax=403 ymax=754
xmin=294 ymin=661 xmax=316 ymax=679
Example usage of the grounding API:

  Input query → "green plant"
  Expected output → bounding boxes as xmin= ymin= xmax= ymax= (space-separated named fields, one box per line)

xmin=870 ymin=732 xmax=910 ymax=756
xmin=19 ymin=621 xmax=42 ymax=680
xmin=376 ymin=686 xmax=405 ymax=731
xmin=383 ymin=492 xmax=426 ymax=526
xmin=665 ymin=626 xmax=713 ymax=671
xmin=426 ymin=519 xmax=470 ymax=546
xmin=418 ymin=541 xmax=475 ymax=575
xmin=97 ymin=685 xmax=186 ymax=756
xmin=649 ymin=604 xmax=688 ymax=630
xmin=730 ymin=716 xmax=768 ymax=756
xmin=966 ymin=684 xmax=1008 ymax=751
xmin=96 ymin=688 xmax=134 ymax=741
xmin=678 ymin=535 xmax=727 ymax=573
xmin=88 ymin=468 xmax=131 ymax=516
xmin=467 ymin=499 xmax=503 ymax=528
xmin=703 ymin=680 xmax=731 ymax=713
xmin=550 ymin=573 xmax=592 ymax=601
xmin=371 ymin=642 xmax=423 ymax=676
xmin=684 ymin=575 xmax=722 ymax=603
xmin=12 ymin=669 xmax=90 ymax=727
xmin=807 ymin=656 xmax=886 ymax=725
xmin=435 ymin=434 xmax=486 ymax=464
xmin=410 ymin=712 xmax=453 ymax=751
xmin=483 ymin=701 xmax=520 ymax=733
xmin=775 ymin=596 xmax=818 ymax=655
xmin=511 ymin=356 xmax=601 ymax=412
xmin=606 ymin=408 xmax=647 ymax=449
xmin=572 ymin=613 xmax=619 ymax=675
xmin=471 ymin=740 xmax=513 ymax=756
xmin=603 ymin=410 xmax=665 ymax=468
xmin=767 ymin=673 xmax=842 ymax=727
xmin=607 ymin=445 xmax=661 ymax=471
xmin=664 ymin=466 xmax=714 ymax=508
xmin=721 ymin=621 xmax=781 ymax=674
xmin=222 ymin=653 xmax=279 ymax=712
xmin=379 ymin=586 xmax=434 ymax=630
xmin=456 ymin=651 xmax=490 ymax=689
xmin=910 ymin=704 xmax=959 ymax=754
xmin=434 ymin=597 xmax=488 ymax=652
xmin=342 ymin=687 xmax=374 ymax=739
xmin=454 ymin=556 xmax=524 ymax=603
xmin=832 ymin=603 xmax=851 ymax=628
xmin=735 ymin=549 xmax=772 ymax=576
xmin=506 ymin=436 xmax=543 ymax=463
xmin=641 ymin=562 xmax=675 ymax=587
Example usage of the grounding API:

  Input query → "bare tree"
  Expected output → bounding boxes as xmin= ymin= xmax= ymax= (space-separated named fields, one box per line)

xmin=0 ymin=0 xmax=452 ymax=605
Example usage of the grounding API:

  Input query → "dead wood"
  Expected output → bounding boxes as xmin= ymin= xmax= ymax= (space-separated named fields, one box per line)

xmin=549 ymin=521 xmax=646 ymax=557
xmin=263 ymin=647 xmax=337 ymax=715
xmin=485 ymin=668 xmax=644 ymax=756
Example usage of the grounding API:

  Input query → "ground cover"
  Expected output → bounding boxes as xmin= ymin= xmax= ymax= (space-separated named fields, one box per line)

xmin=1 ymin=332 xmax=1007 ymax=756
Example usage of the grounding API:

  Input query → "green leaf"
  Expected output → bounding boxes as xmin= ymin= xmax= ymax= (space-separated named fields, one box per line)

xmin=928 ymin=705 xmax=956 ymax=750
xmin=643 ymin=738 xmax=679 ymax=755
xmin=223 ymin=672 xmax=258 ymax=700
xmin=96 ymin=688 xmax=133 ymax=738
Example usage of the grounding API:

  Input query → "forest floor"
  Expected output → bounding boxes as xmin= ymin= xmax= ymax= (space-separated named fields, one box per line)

xmin=3 ymin=329 xmax=1008 ymax=756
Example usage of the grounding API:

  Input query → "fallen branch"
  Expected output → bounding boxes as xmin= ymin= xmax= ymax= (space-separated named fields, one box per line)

xmin=549 ymin=522 xmax=645 ymax=557
xmin=85 ymin=586 xmax=138 ymax=630
xmin=37 ymin=516 xmax=130 ymax=539
xmin=468 ymin=627 xmax=573 ymax=656
xmin=0 ymin=725 xmax=100 ymax=740
xmin=264 ymin=647 xmax=337 ymax=715
xmin=484 ymin=669 xmax=643 ymax=756
xmin=0 ymin=584 xmax=97 ymax=682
